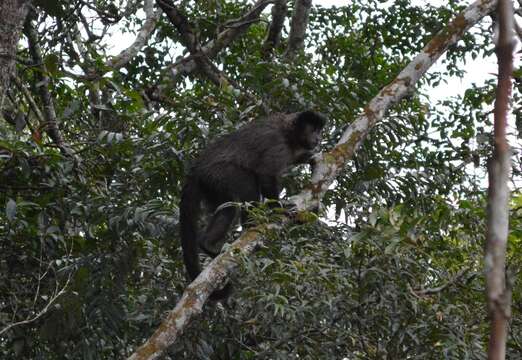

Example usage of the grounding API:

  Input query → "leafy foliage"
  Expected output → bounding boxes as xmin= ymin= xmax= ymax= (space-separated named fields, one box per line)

xmin=0 ymin=0 xmax=520 ymax=358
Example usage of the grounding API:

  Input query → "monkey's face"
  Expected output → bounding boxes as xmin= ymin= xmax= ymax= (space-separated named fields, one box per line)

xmin=299 ymin=124 xmax=322 ymax=150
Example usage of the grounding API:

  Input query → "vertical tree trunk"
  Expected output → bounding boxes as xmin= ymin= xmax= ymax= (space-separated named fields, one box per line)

xmin=485 ymin=0 xmax=514 ymax=359
xmin=0 ymin=0 xmax=31 ymax=110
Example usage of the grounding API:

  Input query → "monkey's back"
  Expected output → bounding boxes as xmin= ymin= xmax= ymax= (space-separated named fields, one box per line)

xmin=192 ymin=115 xmax=295 ymax=180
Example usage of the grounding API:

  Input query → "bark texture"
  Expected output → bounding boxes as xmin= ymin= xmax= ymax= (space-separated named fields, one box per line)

xmin=24 ymin=15 xmax=68 ymax=153
xmin=284 ymin=0 xmax=312 ymax=59
xmin=485 ymin=0 xmax=514 ymax=358
xmin=262 ymin=0 xmax=289 ymax=59
xmin=0 ymin=0 xmax=31 ymax=109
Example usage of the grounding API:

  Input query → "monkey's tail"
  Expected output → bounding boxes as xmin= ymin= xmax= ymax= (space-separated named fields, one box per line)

xmin=179 ymin=180 xmax=232 ymax=301
xmin=179 ymin=179 xmax=203 ymax=281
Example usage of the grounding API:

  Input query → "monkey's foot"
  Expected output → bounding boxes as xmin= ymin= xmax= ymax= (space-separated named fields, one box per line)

xmin=199 ymin=242 xmax=221 ymax=257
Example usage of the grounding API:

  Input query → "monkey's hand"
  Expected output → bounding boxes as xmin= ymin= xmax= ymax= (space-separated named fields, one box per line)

xmin=308 ymin=151 xmax=324 ymax=174
xmin=272 ymin=200 xmax=319 ymax=225
xmin=289 ymin=208 xmax=319 ymax=224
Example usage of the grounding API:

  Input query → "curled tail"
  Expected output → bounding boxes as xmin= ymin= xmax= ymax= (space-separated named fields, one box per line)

xmin=179 ymin=179 xmax=231 ymax=300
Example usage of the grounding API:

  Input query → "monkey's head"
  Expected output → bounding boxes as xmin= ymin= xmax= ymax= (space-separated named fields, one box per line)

xmin=290 ymin=110 xmax=326 ymax=150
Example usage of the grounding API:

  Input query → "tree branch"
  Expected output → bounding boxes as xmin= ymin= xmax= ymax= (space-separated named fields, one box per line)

xmin=156 ymin=0 xmax=226 ymax=87
xmin=262 ymin=0 xmax=289 ymax=59
xmin=151 ymin=0 xmax=272 ymax=97
xmin=284 ymin=0 xmax=312 ymax=59
xmin=292 ymin=0 xmax=499 ymax=210
xmin=486 ymin=0 xmax=514 ymax=358
xmin=24 ymin=13 xmax=71 ymax=155
xmin=128 ymin=224 xmax=279 ymax=360
xmin=12 ymin=75 xmax=46 ymax=126
xmin=157 ymin=0 xmax=262 ymax=105
xmin=107 ymin=0 xmax=161 ymax=70
xmin=411 ymin=267 xmax=471 ymax=296
xmin=0 ymin=274 xmax=72 ymax=337
xmin=128 ymin=0 xmax=499 ymax=358
xmin=0 ymin=0 xmax=31 ymax=110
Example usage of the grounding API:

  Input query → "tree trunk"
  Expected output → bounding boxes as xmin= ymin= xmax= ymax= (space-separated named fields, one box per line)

xmin=485 ymin=0 xmax=514 ymax=358
xmin=0 ymin=0 xmax=31 ymax=110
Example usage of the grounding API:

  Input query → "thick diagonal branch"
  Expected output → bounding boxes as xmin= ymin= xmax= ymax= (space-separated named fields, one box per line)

xmin=293 ymin=0 xmax=499 ymax=210
xmin=128 ymin=1 xmax=498 ymax=359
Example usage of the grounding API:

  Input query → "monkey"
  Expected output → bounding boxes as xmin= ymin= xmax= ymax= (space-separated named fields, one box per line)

xmin=179 ymin=110 xmax=326 ymax=299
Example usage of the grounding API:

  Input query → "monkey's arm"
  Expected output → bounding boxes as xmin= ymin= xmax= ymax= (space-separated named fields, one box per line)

xmin=294 ymin=150 xmax=315 ymax=165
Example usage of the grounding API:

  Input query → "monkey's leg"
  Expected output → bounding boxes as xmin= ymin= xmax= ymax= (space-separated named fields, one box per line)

xmin=259 ymin=175 xmax=282 ymax=203
xmin=199 ymin=166 xmax=259 ymax=256
xmin=199 ymin=206 xmax=237 ymax=257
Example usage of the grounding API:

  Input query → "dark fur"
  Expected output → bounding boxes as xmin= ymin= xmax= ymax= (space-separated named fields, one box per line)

xmin=179 ymin=111 xmax=326 ymax=299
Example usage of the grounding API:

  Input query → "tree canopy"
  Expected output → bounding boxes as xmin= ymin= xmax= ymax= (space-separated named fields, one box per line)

xmin=0 ymin=0 xmax=520 ymax=359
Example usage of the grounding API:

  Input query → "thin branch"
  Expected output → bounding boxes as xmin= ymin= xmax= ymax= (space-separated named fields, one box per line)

xmin=204 ymin=0 xmax=274 ymax=59
xmin=485 ymin=0 xmax=514 ymax=358
xmin=12 ymin=75 xmax=46 ymax=125
xmin=128 ymin=1 xmax=499 ymax=358
xmin=0 ymin=261 xmax=73 ymax=337
xmin=284 ymin=0 xmax=312 ymax=59
xmin=412 ymin=267 xmax=471 ymax=296
xmin=107 ymin=0 xmax=161 ymax=70
xmin=515 ymin=18 xmax=522 ymax=40
xmin=151 ymin=0 xmax=272 ymax=97
xmin=262 ymin=0 xmax=289 ymax=59
xmin=156 ymin=0 xmax=218 ymax=85
xmin=24 ymin=13 xmax=71 ymax=155
xmin=157 ymin=0 xmax=261 ymax=105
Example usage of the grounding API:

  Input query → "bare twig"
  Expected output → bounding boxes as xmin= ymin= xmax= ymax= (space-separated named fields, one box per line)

xmin=514 ymin=19 xmax=522 ymax=40
xmin=0 ymin=252 xmax=74 ymax=337
xmin=485 ymin=0 xmax=514 ymax=359
xmin=412 ymin=267 xmax=471 ymax=296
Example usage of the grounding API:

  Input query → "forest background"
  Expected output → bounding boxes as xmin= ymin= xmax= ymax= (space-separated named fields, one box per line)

xmin=0 ymin=0 xmax=521 ymax=358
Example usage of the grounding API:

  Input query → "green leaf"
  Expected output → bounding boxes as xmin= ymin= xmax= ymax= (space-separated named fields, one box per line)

xmin=44 ymin=54 xmax=60 ymax=76
xmin=6 ymin=199 xmax=16 ymax=221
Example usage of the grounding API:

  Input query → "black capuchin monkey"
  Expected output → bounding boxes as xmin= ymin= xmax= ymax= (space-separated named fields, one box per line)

xmin=179 ymin=110 xmax=326 ymax=299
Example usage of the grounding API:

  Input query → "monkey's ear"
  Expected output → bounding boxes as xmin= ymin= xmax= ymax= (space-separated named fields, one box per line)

xmin=296 ymin=110 xmax=326 ymax=129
